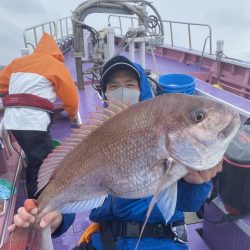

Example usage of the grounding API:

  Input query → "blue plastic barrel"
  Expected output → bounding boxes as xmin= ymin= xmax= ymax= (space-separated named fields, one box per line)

xmin=158 ymin=74 xmax=196 ymax=95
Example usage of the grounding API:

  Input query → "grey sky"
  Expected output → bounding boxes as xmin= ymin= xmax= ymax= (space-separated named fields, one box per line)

xmin=0 ymin=0 xmax=249 ymax=65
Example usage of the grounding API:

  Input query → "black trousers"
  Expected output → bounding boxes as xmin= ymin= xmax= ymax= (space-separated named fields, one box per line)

xmin=11 ymin=130 xmax=53 ymax=199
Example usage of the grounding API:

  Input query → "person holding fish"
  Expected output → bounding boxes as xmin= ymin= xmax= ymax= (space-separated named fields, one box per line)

xmin=6 ymin=55 xmax=237 ymax=250
xmin=0 ymin=33 xmax=79 ymax=199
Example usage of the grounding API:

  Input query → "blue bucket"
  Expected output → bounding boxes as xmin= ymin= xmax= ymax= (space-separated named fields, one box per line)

xmin=158 ymin=74 xmax=196 ymax=95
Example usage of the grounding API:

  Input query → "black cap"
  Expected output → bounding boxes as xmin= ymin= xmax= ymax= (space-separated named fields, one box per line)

xmin=100 ymin=55 xmax=140 ymax=93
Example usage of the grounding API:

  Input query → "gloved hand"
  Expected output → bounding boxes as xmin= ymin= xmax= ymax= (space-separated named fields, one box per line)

xmin=184 ymin=161 xmax=222 ymax=184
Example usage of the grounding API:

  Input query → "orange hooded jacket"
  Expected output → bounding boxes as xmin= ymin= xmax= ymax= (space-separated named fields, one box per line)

xmin=0 ymin=33 xmax=78 ymax=120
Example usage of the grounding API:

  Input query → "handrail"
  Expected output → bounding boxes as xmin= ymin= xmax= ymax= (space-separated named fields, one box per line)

xmin=56 ymin=16 xmax=73 ymax=40
xmin=107 ymin=15 xmax=213 ymax=55
xmin=23 ymin=21 xmax=57 ymax=49
xmin=199 ymin=35 xmax=211 ymax=70
xmin=162 ymin=19 xmax=212 ymax=54
xmin=108 ymin=14 xmax=138 ymax=36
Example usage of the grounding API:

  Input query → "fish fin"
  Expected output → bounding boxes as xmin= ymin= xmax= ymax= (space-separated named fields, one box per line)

xmin=60 ymin=194 xmax=108 ymax=213
xmin=105 ymin=99 xmax=130 ymax=112
xmin=95 ymin=98 xmax=130 ymax=118
xmin=1 ymin=226 xmax=53 ymax=250
xmin=135 ymin=157 xmax=175 ymax=250
xmin=37 ymin=135 xmax=83 ymax=193
xmin=87 ymin=119 xmax=103 ymax=125
xmin=37 ymin=100 xmax=130 ymax=194
xmin=37 ymin=123 xmax=97 ymax=193
xmin=157 ymin=183 xmax=177 ymax=223
xmin=90 ymin=112 xmax=110 ymax=121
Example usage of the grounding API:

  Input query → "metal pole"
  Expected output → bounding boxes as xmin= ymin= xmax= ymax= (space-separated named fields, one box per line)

xmin=60 ymin=20 xmax=63 ymax=39
xmin=170 ymin=22 xmax=173 ymax=46
xmin=66 ymin=18 xmax=69 ymax=36
xmin=188 ymin=24 xmax=192 ymax=50
xmin=107 ymin=27 xmax=115 ymax=59
xmin=129 ymin=42 xmax=135 ymax=62
xmin=23 ymin=31 xmax=27 ymax=48
xmin=73 ymin=22 xmax=84 ymax=89
xmin=49 ymin=23 xmax=52 ymax=36
xmin=140 ymin=42 xmax=146 ymax=68
xmin=34 ymin=29 xmax=38 ymax=46
xmin=208 ymin=27 xmax=212 ymax=54
xmin=119 ymin=16 xmax=122 ymax=35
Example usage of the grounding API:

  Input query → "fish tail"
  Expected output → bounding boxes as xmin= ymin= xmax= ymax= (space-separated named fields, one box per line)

xmin=1 ymin=226 xmax=53 ymax=250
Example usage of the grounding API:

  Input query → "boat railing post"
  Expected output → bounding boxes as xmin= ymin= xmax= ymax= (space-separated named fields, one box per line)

xmin=140 ymin=41 xmax=146 ymax=68
xmin=215 ymin=40 xmax=224 ymax=82
xmin=60 ymin=20 xmax=63 ymax=40
xmin=107 ymin=27 xmax=115 ymax=59
xmin=208 ymin=25 xmax=212 ymax=55
xmin=66 ymin=18 xmax=69 ymax=37
xmin=131 ymin=17 xmax=134 ymax=27
xmin=169 ymin=21 xmax=174 ymax=47
xmin=49 ymin=23 xmax=52 ymax=37
xmin=119 ymin=16 xmax=122 ymax=36
xmin=41 ymin=24 xmax=45 ymax=34
xmin=188 ymin=24 xmax=192 ymax=50
xmin=129 ymin=41 xmax=135 ymax=62
xmin=33 ymin=29 xmax=38 ymax=47
xmin=23 ymin=32 xmax=28 ymax=49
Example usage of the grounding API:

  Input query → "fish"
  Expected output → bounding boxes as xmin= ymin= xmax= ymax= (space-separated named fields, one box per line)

xmin=1 ymin=93 xmax=240 ymax=250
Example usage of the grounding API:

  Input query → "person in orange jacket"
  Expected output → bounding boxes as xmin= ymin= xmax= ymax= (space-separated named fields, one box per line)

xmin=0 ymin=32 xmax=78 ymax=198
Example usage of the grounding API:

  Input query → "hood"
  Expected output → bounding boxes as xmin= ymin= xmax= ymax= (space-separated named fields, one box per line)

xmin=34 ymin=32 xmax=64 ymax=62
xmin=133 ymin=62 xmax=153 ymax=101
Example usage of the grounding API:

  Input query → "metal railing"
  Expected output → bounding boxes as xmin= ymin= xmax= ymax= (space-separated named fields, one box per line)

xmin=57 ymin=16 xmax=73 ymax=40
xmin=108 ymin=14 xmax=213 ymax=55
xmin=162 ymin=20 xmax=212 ymax=55
xmin=108 ymin=14 xmax=138 ymax=36
xmin=23 ymin=17 xmax=73 ymax=50
xmin=23 ymin=21 xmax=57 ymax=49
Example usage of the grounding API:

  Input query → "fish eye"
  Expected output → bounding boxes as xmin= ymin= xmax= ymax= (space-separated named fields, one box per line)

xmin=191 ymin=111 xmax=205 ymax=123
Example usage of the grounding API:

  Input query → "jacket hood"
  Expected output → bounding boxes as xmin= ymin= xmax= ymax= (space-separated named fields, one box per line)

xmin=132 ymin=62 xmax=153 ymax=101
xmin=34 ymin=32 xmax=64 ymax=62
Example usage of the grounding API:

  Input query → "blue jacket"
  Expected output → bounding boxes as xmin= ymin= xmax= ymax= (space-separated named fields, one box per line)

xmin=52 ymin=180 xmax=211 ymax=249
xmin=52 ymin=63 xmax=212 ymax=249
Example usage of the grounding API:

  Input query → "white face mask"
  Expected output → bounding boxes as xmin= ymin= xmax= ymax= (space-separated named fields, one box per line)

xmin=107 ymin=87 xmax=140 ymax=104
